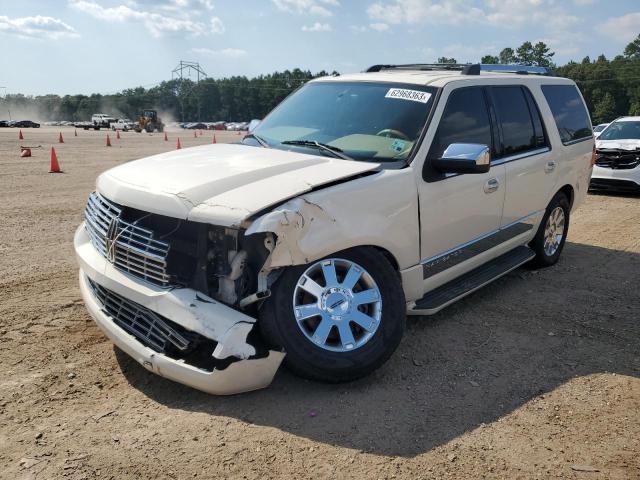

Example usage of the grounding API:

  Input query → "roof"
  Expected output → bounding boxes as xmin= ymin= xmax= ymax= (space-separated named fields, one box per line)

xmin=311 ymin=68 xmax=573 ymax=88
xmin=614 ymin=116 xmax=640 ymax=122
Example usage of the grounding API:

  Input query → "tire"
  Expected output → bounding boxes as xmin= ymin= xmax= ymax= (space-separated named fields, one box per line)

xmin=528 ymin=191 xmax=570 ymax=268
xmin=259 ymin=247 xmax=406 ymax=382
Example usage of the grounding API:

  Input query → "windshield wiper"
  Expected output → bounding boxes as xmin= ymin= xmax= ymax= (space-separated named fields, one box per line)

xmin=243 ymin=133 xmax=270 ymax=148
xmin=281 ymin=140 xmax=354 ymax=160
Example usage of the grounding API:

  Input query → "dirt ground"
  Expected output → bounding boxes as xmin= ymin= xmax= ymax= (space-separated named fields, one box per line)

xmin=1 ymin=126 xmax=639 ymax=480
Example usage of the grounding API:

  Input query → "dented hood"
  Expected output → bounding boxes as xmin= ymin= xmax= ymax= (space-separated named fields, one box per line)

xmin=596 ymin=139 xmax=640 ymax=150
xmin=97 ymin=143 xmax=377 ymax=226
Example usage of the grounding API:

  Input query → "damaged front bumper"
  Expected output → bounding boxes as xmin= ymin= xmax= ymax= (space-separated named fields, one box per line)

xmin=74 ymin=225 xmax=285 ymax=395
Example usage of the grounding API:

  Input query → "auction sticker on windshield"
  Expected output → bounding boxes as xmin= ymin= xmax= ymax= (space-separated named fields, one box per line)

xmin=385 ymin=88 xmax=432 ymax=103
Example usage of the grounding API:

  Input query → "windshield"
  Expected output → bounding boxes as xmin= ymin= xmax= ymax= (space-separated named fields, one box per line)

xmin=598 ymin=121 xmax=640 ymax=141
xmin=247 ymin=81 xmax=437 ymax=163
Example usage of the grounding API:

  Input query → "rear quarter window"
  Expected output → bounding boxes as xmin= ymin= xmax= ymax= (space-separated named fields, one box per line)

xmin=541 ymin=85 xmax=592 ymax=144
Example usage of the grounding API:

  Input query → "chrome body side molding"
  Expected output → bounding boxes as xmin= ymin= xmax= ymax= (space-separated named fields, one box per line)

xmin=421 ymin=210 xmax=543 ymax=279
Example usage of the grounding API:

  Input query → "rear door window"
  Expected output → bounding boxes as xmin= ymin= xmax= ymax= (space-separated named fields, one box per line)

xmin=428 ymin=87 xmax=493 ymax=159
xmin=541 ymin=85 xmax=592 ymax=144
xmin=491 ymin=86 xmax=537 ymax=157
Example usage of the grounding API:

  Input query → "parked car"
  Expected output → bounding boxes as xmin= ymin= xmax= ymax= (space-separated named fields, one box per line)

xmin=185 ymin=122 xmax=207 ymax=130
xmin=13 ymin=120 xmax=40 ymax=128
xmin=111 ymin=119 xmax=135 ymax=131
xmin=75 ymin=64 xmax=593 ymax=395
xmin=0 ymin=120 xmax=9 ymax=128
xmin=590 ymin=116 xmax=640 ymax=193
xmin=593 ymin=123 xmax=609 ymax=138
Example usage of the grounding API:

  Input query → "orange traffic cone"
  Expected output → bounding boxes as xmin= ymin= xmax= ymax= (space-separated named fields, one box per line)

xmin=20 ymin=147 xmax=31 ymax=157
xmin=106 ymin=134 xmax=112 ymax=147
xmin=164 ymin=131 xmax=168 ymax=141
xmin=237 ymin=131 xmax=241 ymax=135
xmin=212 ymin=134 xmax=217 ymax=144
xmin=176 ymin=138 xmax=182 ymax=150
xmin=193 ymin=130 xmax=197 ymax=138
xmin=19 ymin=129 xmax=24 ymax=140
xmin=74 ymin=129 xmax=78 ymax=137
xmin=50 ymin=147 xmax=62 ymax=173
xmin=116 ymin=130 xmax=121 ymax=140
xmin=58 ymin=132 xmax=64 ymax=143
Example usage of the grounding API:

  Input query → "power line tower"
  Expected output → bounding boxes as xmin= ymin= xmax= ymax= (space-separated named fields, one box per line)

xmin=171 ymin=61 xmax=208 ymax=122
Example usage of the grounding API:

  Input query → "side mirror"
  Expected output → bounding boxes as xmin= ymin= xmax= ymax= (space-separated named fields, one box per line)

xmin=432 ymin=143 xmax=490 ymax=174
xmin=248 ymin=119 xmax=261 ymax=132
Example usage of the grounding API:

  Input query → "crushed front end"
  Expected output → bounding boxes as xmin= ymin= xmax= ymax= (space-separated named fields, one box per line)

xmin=75 ymin=192 xmax=284 ymax=395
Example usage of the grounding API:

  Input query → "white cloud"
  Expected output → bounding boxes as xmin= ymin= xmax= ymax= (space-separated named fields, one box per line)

xmin=272 ymin=0 xmax=339 ymax=17
xmin=69 ymin=0 xmax=224 ymax=37
xmin=600 ymin=12 xmax=640 ymax=43
xmin=369 ymin=22 xmax=389 ymax=31
xmin=367 ymin=0 xmax=484 ymax=26
xmin=210 ymin=17 xmax=225 ymax=34
xmin=367 ymin=0 xmax=579 ymax=29
xmin=0 ymin=15 xmax=79 ymax=40
xmin=192 ymin=47 xmax=247 ymax=57
xmin=301 ymin=22 xmax=332 ymax=32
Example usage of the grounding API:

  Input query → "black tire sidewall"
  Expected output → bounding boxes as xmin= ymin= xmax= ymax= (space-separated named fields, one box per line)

xmin=259 ymin=247 xmax=406 ymax=382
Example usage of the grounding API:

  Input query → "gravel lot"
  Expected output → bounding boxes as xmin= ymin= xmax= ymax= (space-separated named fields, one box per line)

xmin=1 ymin=126 xmax=639 ymax=479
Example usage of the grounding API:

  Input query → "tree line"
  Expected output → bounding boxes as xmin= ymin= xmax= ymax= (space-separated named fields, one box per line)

xmin=1 ymin=35 xmax=638 ymax=126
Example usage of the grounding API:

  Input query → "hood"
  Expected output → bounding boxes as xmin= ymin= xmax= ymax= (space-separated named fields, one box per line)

xmin=596 ymin=139 xmax=640 ymax=150
xmin=96 ymin=143 xmax=377 ymax=226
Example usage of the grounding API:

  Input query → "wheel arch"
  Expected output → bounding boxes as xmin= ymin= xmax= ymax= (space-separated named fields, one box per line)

xmin=557 ymin=184 xmax=575 ymax=209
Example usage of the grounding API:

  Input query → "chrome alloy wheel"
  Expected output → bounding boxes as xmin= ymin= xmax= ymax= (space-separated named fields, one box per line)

xmin=293 ymin=258 xmax=382 ymax=352
xmin=543 ymin=206 xmax=566 ymax=256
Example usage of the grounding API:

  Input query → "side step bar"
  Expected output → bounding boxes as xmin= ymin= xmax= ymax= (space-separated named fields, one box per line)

xmin=410 ymin=245 xmax=535 ymax=315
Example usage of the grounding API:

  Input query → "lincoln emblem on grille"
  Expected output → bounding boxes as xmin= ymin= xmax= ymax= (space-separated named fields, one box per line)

xmin=105 ymin=217 xmax=119 ymax=263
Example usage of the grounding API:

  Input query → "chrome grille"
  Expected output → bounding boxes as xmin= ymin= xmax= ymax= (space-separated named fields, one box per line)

xmin=87 ymin=277 xmax=190 ymax=353
xmin=84 ymin=192 xmax=171 ymax=285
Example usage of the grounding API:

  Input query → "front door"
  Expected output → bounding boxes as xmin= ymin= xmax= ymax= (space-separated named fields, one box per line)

xmin=417 ymin=85 xmax=506 ymax=291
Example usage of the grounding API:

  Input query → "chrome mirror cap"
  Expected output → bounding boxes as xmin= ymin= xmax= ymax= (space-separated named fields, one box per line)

xmin=434 ymin=143 xmax=491 ymax=174
xmin=442 ymin=143 xmax=490 ymax=166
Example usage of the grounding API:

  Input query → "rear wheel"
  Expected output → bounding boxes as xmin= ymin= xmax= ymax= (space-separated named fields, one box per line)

xmin=259 ymin=247 xmax=405 ymax=382
xmin=528 ymin=192 xmax=570 ymax=268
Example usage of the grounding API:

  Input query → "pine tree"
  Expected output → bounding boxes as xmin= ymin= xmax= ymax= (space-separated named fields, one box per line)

xmin=593 ymin=92 xmax=616 ymax=124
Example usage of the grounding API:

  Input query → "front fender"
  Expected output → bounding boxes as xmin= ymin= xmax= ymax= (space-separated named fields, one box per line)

xmin=245 ymin=169 xmax=420 ymax=270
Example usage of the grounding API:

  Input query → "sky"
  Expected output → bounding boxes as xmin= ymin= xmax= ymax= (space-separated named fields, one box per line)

xmin=0 ymin=0 xmax=638 ymax=96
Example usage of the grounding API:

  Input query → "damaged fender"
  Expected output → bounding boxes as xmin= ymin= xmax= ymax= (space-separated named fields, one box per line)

xmin=245 ymin=169 xmax=421 ymax=272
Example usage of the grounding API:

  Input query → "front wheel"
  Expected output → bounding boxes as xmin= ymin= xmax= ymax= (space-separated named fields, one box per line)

xmin=259 ymin=247 xmax=406 ymax=382
xmin=528 ymin=191 xmax=570 ymax=268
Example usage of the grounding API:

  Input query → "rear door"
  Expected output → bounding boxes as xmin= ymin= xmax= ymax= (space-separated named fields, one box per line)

xmin=489 ymin=85 xmax=555 ymax=233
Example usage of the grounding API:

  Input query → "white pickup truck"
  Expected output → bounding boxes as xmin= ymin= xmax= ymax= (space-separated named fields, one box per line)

xmin=75 ymin=63 xmax=594 ymax=395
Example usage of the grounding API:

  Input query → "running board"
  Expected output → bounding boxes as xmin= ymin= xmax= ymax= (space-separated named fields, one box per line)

xmin=410 ymin=246 xmax=535 ymax=315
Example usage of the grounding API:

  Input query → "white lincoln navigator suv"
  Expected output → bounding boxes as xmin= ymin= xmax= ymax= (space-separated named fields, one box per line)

xmin=75 ymin=64 xmax=594 ymax=395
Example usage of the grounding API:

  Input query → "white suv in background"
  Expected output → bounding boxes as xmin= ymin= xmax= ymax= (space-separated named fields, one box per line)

xmin=75 ymin=64 xmax=594 ymax=395
xmin=591 ymin=116 xmax=640 ymax=194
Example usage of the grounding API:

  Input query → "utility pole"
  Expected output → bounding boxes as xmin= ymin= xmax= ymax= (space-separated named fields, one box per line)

xmin=171 ymin=61 xmax=207 ymax=122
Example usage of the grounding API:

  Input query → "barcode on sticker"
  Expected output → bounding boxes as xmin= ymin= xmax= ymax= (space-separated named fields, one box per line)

xmin=385 ymin=88 xmax=432 ymax=103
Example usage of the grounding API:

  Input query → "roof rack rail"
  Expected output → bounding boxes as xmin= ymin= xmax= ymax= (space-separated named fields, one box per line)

xmin=476 ymin=64 xmax=552 ymax=75
xmin=365 ymin=63 xmax=553 ymax=76
xmin=366 ymin=63 xmax=471 ymax=73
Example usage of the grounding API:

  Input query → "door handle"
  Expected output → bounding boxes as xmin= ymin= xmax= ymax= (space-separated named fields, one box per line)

xmin=545 ymin=161 xmax=556 ymax=173
xmin=484 ymin=178 xmax=499 ymax=194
